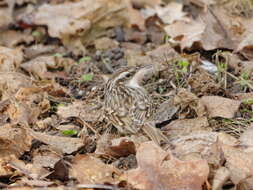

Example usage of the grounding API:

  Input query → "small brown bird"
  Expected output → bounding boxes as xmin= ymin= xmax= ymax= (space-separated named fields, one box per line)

xmin=103 ymin=65 xmax=167 ymax=144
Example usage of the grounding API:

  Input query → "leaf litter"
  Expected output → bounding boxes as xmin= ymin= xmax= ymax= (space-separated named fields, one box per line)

xmin=0 ymin=0 xmax=253 ymax=189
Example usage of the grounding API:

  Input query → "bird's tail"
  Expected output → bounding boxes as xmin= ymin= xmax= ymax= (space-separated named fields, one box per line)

xmin=142 ymin=123 xmax=168 ymax=145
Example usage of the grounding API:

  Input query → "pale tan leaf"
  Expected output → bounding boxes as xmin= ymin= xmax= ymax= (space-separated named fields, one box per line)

xmin=199 ymin=96 xmax=241 ymax=118
xmin=126 ymin=141 xmax=209 ymax=190
xmin=29 ymin=131 xmax=84 ymax=154
xmin=70 ymin=154 xmax=121 ymax=184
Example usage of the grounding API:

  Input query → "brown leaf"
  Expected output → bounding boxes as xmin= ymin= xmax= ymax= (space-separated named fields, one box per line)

xmin=0 ymin=30 xmax=34 ymax=48
xmin=21 ymin=56 xmax=75 ymax=79
xmin=94 ymin=37 xmax=119 ymax=50
xmin=163 ymin=117 xmax=210 ymax=137
xmin=126 ymin=141 xmax=209 ymax=190
xmin=239 ymin=124 xmax=253 ymax=147
xmin=0 ymin=124 xmax=32 ymax=158
xmin=0 ymin=72 xmax=32 ymax=100
xmin=131 ymin=0 xmax=161 ymax=8
xmin=0 ymin=8 xmax=12 ymax=28
xmin=127 ymin=43 xmax=178 ymax=67
xmin=0 ymin=46 xmax=23 ymax=72
xmin=57 ymin=101 xmax=102 ymax=122
xmin=199 ymin=96 xmax=241 ymax=118
xmin=32 ymin=0 xmax=131 ymax=53
xmin=70 ymin=154 xmax=121 ymax=184
xmin=156 ymin=2 xmax=188 ymax=24
xmin=222 ymin=144 xmax=253 ymax=186
xmin=29 ymin=130 xmax=84 ymax=154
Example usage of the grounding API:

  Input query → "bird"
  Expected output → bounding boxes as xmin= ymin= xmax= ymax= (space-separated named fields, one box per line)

xmin=103 ymin=65 xmax=168 ymax=145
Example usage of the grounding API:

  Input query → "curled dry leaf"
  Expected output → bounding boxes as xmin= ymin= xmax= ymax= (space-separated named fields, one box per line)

xmin=32 ymin=0 xmax=131 ymax=53
xmin=0 ymin=46 xmax=23 ymax=72
xmin=127 ymin=43 xmax=178 ymax=67
xmin=21 ymin=56 xmax=75 ymax=79
xmin=0 ymin=124 xmax=32 ymax=157
xmin=156 ymin=2 xmax=189 ymax=24
xmin=96 ymin=136 xmax=136 ymax=158
xmin=162 ymin=117 xmax=210 ymax=137
xmin=28 ymin=130 xmax=84 ymax=154
xmin=0 ymin=72 xmax=32 ymax=100
xmin=94 ymin=37 xmax=119 ymax=50
xmin=1 ymin=86 xmax=50 ymax=125
xmin=239 ymin=124 xmax=253 ymax=147
xmin=199 ymin=96 xmax=241 ymax=118
xmin=126 ymin=141 xmax=209 ymax=190
xmin=154 ymin=98 xmax=179 ymax=124
xmin=212 ymin=167 xmax=230 ymax=190
xmin=131 ymin=0 xmax=161 ymax=8
xmin=174 ymin=88 xmax=206 ymax=117
xmin=0 ymin=8 xmax=12 ymax=28
xmin=221 ymin=144 xmax=253 ymax=187
xmin=57 ymin=101 xmax=102 ymax=122
xmin=0 ymin=30 xmax=34 ymax=48
xmin=70 ymin=154 xmax=121 ymax=184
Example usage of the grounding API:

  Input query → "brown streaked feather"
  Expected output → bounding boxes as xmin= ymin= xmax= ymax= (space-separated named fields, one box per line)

xmin=103 ymin=66 xmax=168 ymax=144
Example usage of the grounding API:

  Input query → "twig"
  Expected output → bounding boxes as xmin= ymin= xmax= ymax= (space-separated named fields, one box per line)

xmin=77 ymin=184 xmax=118 ymax=190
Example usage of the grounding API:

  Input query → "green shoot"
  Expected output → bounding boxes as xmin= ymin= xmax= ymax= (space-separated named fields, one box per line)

xmin=81 ymin=73 xmax=93 ymax=81
xmin=61 ymin=129 xmax=78 ymax=136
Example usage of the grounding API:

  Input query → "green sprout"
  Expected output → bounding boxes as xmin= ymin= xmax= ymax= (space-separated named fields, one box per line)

xmin=81 ymin=73 xmax=93 ymax=81
xmin=61 ymin=129 xmax=78 ymax=136
xmin=78 ymin=56 xmax=91 ymax=64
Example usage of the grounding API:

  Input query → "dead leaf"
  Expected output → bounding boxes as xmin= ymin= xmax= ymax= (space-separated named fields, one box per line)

xmin=70 ymin=154 xmax=121 ymax=184
xmin=0 ymin=124 xmax=32 ymax=157
xmin=32 ymin=0 xmax=131 ymax=53
xmin=0 ymin=8 xmax=12 ymax=28
xmin=94 ymin=37 xmax=119 ymax=50
xmin=29 ymin=130 xmax=84 ymax=154
xmin=131 ymin=0 xmax=161 ymax=8
xmin=212 ymin=167 xmax=230 ymax=190
xmin=239 ymin=125 xmax=253 ymax=147
xmin=199 ymin=96 xmax=241 ymax=118
xmin=0 ymin=30 xmax=34 ymax=48
xmin=127 ymin=43 xmax=178 ymax=67
xmin=221 ymin=144 xmax=253 ymax=186
xmin=154 ymin=98 xmax=179 ymax=124
xmin=23 ymin=44 xmax=64 ymax=60
xmin=21 ymin=56 xmax=75 ymax=79
xmin=0 ymin=72 xmax=32 ymax=100
xmin=57 ymin=101 xmax=102 ymax=122
xmin=163 ymin=117 xmax=210 ymax=137
xmin=126 ymin=141 xmax=209 ymax=190
xmin=156 ymin=2 xmax=189 ymax=24
xmin=0 ymin=46 xmax=23 ymax=72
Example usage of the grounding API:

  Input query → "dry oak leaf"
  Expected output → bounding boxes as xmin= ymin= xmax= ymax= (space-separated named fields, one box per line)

xmin=0 ymin=72 xmax=32 ymax=100
xmin=156 ymin=2 xmax=189 ymax=24
xmin=0 ymin=46 xmax=23 ymax=72
xmin=131 ymin=0 xmax=161 ymax=8
xmin=162 ymin=117 xmax=210 ymax=137
xmin=28 ymin=130 xmax=84 ymax=154
xmin=21 ymin=55 xmax=75 ymax=79
xmin=57 ymin=101 xmax=102 ymax=122
xmin=0 ymin=124 xmax=32 ymax=158
xmin=199 ymin=96 xmax=241 ymax=118
xmin=70 ymin=154 xmax=121 ymax=184
xmin=126 ymin=141 xmax=209 ymax=190
xmin=32 ymin=0 xmax=131 ymax=52
xmin=0 ymin=30 xmax=34 ymax=48
xmin=221 ymin=144 xmax=253 ymax=187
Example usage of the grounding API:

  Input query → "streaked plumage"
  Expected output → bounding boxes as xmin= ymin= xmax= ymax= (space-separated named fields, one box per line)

xmin=103 ymin=66 xmax=167 ymax=144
